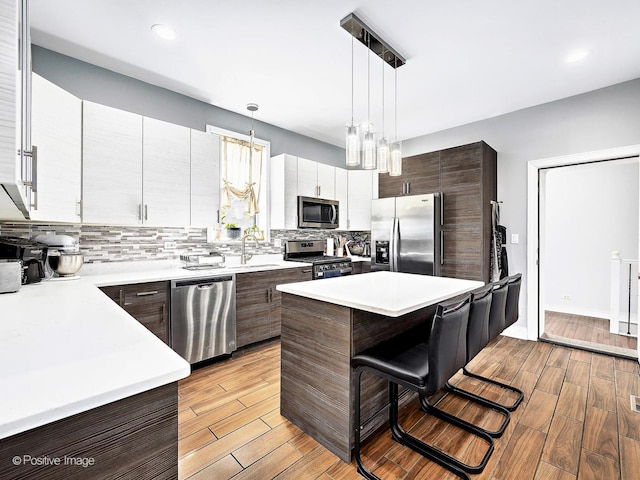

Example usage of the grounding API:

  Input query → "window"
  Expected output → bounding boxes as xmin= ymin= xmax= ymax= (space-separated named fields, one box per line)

xmin=206 ymin=125 xmax=270 ymax=240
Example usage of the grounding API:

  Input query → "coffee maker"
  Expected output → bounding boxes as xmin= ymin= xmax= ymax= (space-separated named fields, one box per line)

xmin=0 ymin=236 xmax=48 ymax=284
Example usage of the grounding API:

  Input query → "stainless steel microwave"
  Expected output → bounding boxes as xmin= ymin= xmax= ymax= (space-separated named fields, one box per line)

xmin=297 ymin=196 xmax=339 ymax=229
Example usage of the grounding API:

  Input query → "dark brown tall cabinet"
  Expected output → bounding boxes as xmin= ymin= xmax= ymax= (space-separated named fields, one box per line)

xmin=378 ymin=141 xmax=497 ymax=283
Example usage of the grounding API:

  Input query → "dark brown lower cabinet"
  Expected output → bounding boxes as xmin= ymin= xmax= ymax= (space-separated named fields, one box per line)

xmin=0 ymin=383 xmax=178 ymax=480
xmin=100 ymin=281 xmax=170 ymax=344
xmin=235 ymin=266 xmax=312 ymax=348
xmin=351 ymin=261 xmax=371 ymax=275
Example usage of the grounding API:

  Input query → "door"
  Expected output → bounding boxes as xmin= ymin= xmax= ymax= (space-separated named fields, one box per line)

xmin=396 ymin=193 xmax=439 ymax=275
xmin=190 ymin=130 xmax=220 ymax=226
xmin=30 ymin=74 xmax=82 ymax=222
xmin=142 ymin=117 xmax=190 ymax=226
xmin=370 ymin=197 xmax=395 ymax=271
xmin=348 ymin=170 xmax=373 ymax=230
xmin=82 ymin=101 xmax=143 ymax=224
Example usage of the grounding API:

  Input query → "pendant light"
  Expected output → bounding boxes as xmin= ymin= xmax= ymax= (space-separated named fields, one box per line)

xmin=340 ymin=13 xmax=405 ymax=172
xmin=389 ymin=59 xmax=402 ymax=176
xmin=361 ymin=32 xmax=376 ymax=170
xmin=377 ymin=48 xmax=389 ymax=173
xmin=345 ymin=29 xmax=360 ymax=166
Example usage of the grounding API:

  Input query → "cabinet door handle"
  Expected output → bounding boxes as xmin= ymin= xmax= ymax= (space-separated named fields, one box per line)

xmin=136 ymin=290 xmax=159 ymax=296
xmin=161 ymin=304 xmax=166 ymax=324
xmin=406 ymin=182 xmax=410 ymax=195
xmin=301 ymin=269 xmax=312 ymax=274
xmin=76 ymin=199 xmax=82 ymax=218
xmin=119 ymin=288 xmax=124 ymax=307
xmin=440 ymin=230 xmax=444 ymax=265
xmin=144 ymin=204 xmax=149 ymax=221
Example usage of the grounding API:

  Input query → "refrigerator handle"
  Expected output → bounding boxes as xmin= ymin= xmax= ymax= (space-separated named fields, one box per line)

xmin=391 ymin=217 xmax=400 ymax=272
xmin=389 ymin=220 xmax=395 ymax=271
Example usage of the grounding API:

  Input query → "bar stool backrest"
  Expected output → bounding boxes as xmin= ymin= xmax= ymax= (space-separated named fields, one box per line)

xmin=488 ymin=278 xmax=509 ymax=341
xmin=426 ymin=297 xmax=471 ymax=396
xmin=467 ymin=285 xmax=493 ymax=363
xmin=504 ymin=274 xmax=522 ymax=329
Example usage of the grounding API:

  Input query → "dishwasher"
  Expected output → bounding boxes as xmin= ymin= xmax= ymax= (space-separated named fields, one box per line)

xmin=170 ymin=274 xmax=236 ymax=364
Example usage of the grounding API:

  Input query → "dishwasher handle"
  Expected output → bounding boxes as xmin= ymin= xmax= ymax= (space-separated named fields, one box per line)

xmin=172 ymin=275 xmax=234 ymax=289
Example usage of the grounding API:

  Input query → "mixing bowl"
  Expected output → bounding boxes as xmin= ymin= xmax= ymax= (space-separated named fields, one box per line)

xmin=48 ymin=252 xmax=84 ymax=276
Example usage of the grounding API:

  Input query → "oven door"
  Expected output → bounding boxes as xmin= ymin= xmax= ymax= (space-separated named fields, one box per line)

xmin=298 ymin=196 xmax=339 ymax=229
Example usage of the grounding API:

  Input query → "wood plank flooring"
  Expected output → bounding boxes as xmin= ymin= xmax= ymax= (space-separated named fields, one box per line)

xmin=543 ymin=311 xmax=637 ymax=357
xmin=178 ymin=336 xmax=640 ymax=479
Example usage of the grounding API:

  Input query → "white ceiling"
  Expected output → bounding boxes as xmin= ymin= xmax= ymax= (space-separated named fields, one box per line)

xmin=30 ymin=0 xmax=640 ymax=148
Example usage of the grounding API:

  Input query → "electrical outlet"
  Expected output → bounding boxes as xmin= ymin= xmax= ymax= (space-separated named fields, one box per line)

xmin=273 ymin=238 xmax=282 ymax=248
xmin=562 ymin=295 xmax=570 ymax=300
xmin=164 ymin=241 xmax=177 ymax=249
xmin=511 ymin=233 xmax=519 ymax=244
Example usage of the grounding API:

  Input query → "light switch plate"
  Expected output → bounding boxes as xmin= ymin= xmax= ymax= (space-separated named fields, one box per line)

xmin=511 ymin=234 xmax=519 ymax=244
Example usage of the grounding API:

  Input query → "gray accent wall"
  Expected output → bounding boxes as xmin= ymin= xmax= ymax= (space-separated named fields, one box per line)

xmin=402 ymin=78 xmax=640 ymax=336
xmin=32 ymin=45 xmax=345 ymax=165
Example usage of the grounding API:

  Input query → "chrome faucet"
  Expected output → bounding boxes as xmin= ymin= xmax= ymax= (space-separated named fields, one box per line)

xmin=241 ymin=234 xmax=259 ymax=264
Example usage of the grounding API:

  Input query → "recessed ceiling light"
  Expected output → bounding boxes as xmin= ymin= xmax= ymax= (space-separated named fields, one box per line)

xmin=565 ymin=49 xmax=590 ymax=63
xmin=151 ymin=24 xmax=176 ymax=41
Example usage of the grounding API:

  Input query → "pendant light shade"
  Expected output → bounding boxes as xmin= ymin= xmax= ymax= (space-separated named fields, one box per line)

xmin=389 ymin=141 xmax=402 ymax=176
xmin=346 ymin=124 xmax=360 ymax=166
xmin=377 ymin=137 xmax=389 ymax=173
xmin=362 ymin=125 xmax=376 ymax=170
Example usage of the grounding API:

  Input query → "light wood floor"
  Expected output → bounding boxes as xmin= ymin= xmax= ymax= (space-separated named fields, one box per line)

xmin=543 ymin=311 xmax=637 ymax=356
xmin=177 ymin=336 xmax=640 ymax=480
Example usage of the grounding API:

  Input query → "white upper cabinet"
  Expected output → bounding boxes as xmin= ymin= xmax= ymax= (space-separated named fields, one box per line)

xmin=270 ymin=154 xmax=298 ymax=230
xmin=347 ymin=169 xmax=376 ymax=231
xmin=335 ymin=167 xmax=348 ymax=230
xmin=82 ymin=101 xmax=143 ymax=225
xmin=0 ymin=0 xmax=31 ymax=217
xmin=142 ymin=117 xmax=191 ymax=226
xmin=297 ymin=157 xmax=336 ymax=199
xmin=190 ymin=130 xmax=220 ymax=226
xmin=296 ymin=157 xmax=317 ymax=198
xmin=317 ymin=163 xmax=335 ymax=200
xmin=30 ymin=74 xmax=82 ymax=222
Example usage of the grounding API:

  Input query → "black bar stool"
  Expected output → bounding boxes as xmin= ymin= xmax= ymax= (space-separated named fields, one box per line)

xmin=504 ymin=273 xmax=522 ymax=329
xmin=439 ymin=284 xmax=510 ymax=437
xmin=455 ymin=277 xmax=524 ymax=412
xmin=352 ymin=297 xmax=493 ymax=480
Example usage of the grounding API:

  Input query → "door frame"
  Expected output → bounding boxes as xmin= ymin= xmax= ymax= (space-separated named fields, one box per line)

xmin=527 ymin=143 xmax=640 ymax=342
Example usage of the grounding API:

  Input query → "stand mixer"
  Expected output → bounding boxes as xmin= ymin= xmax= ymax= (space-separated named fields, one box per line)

xmin=34 ymin=234 xmax=84 ymax=279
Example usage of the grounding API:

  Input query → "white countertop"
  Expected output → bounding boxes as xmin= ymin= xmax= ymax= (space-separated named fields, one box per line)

xmin=0 ymin=278 xmax=190 ymax=440
xmin=276 ymin=271 xmax=483 ymax=317
xmin=0 ymin=254 xmax=361 ymax=439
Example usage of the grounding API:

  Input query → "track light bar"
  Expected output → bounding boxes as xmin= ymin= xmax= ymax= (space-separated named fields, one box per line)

xmin=340 ymin=13 xmax=406 ymax=69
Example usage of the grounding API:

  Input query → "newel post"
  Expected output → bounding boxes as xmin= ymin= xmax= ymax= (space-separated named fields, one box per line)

xmin=610 ymin=251 xmax=621 ymax=334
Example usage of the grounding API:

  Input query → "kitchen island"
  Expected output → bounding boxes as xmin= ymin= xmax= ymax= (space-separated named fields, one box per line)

xmin=276 ymin=271 xmax=482 ymax=462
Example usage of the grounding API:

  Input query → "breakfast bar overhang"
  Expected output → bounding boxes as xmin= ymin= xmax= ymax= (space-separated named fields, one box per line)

xmin=276 ymin=271 xmax=483 ymax=462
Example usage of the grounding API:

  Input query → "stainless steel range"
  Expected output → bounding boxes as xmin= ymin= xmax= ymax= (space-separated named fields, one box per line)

xmin=283 ymin=239 xmax=352 ymax=279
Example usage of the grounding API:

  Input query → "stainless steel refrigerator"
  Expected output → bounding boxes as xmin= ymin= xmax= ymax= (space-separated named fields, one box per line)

xmin=370 ymin=193 xmax=442 ymax=275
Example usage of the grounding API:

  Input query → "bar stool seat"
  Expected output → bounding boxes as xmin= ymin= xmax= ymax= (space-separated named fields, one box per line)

xmin=352 ymin=297 xmax=493 ymax=480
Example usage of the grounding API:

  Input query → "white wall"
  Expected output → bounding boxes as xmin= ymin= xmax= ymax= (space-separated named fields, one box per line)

xmin=403 ymin=78 xmax=640 ymax=336
xmin=542 ymin=158 xmax=639 ymax=318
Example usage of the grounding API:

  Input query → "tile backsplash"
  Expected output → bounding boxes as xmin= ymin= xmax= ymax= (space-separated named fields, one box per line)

xmin=0 ymin=222 xmax=369 ymax=263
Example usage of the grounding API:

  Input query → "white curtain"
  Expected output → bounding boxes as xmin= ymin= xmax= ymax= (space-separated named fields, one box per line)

xmin=220 ymin=136 xmax=263 ymax=216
